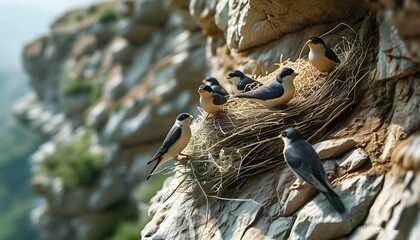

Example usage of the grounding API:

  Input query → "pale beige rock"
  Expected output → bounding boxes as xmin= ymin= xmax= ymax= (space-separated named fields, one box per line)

xmin=338 ymin=148 xmax=369 ymax=173
xmin=86 ymin=101 xmax=109 ymax=128
xmin=313 ymin=138 xmax=356 ymax=160
xmin=289 ymin=175 xmax=384 ymax=240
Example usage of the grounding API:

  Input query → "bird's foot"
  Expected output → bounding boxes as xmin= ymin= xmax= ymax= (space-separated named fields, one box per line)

xmin=290 ymin=181 xmax=306 ymax=190
xmin=176 ymin=153 xmax=191 ymax=164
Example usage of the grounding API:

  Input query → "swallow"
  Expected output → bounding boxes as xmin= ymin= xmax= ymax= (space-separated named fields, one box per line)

xmin=202 ymin=77 xmax=229 ymax=97
xmin=147 ymin=113 xmax=193 ymax=180
xmin=232 ymin=67 xmax=298 ymax=109
xmin=227 ymin=70 xmax=263 ymax=94
xmin=280 ymin=127 xmax=345 ymax=213
xmin=198 ymin=84 xmax=227 ymax=114
xmin=306 ymin=37 xmax=340 ymax=73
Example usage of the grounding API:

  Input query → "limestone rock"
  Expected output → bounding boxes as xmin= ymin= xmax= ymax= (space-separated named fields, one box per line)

xmin=313 ymin=138 xmax=356 ymax=160
xmin=189 ymin=0 xmax=221 ymax=35
xmin=110 ymin=38 xmax=134 ymax=64
xmin=118 ymin=19 xmax=158 ymax=45
xmin=289 ymin=175 xmax=384 ymax=240
xmin=338 ymin=148 xmax=369 ymax=173
xmin=86 ymin=101 xmax=109 ymax=128
xmin=134 ymin=0 xmax=169 ymax=25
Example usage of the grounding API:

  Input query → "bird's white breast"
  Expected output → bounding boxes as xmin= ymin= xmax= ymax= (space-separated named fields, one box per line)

xmin=260 ymin=81 xmax=295 ymax=109
xmin=309 ymin=49 xmax=337 ymax=73
xmin=200 ymin=96 xmax=224 ymax=114
xmin=167 ymin=126 xmax=191 ymax=158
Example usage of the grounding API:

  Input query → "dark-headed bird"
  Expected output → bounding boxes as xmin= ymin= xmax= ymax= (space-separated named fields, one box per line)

xmin=227 ymin=70 xmax=263 ymax=94
xmin=232 ymin=67 xmax=298 ymax=109
xmin=202 ymin=77 xmax=229 ymax=97
xmin=198 ymin=84 xmax=227 ymax=114
xmin=147 ymin=113 xmax=193 ymax=180
xmin=306 ymin=37 xmax=340 ymax=73
xmin=280 ymin=127 xmax=345 ymax=213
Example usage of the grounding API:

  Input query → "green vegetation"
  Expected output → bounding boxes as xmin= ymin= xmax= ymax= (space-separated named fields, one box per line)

xmin=98 ymin=9 xmax=117 ymax=24
xmin=109 ymin=175 xmax=169 ymax=240
xmin=62 ymin=77 xmax=102 ymax=106
xmin=62 ymin=78 xmax=95 ymax=96
xmin=76 ymin=14 xmax=84 ymax=22
xmin=39 ymin=132 xmax=102 ymax=191
xmin=88 ymin=5 xmax=98 ymax=14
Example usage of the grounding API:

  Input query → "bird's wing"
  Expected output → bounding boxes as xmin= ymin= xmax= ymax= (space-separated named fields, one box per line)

xmin=325 ymin=46 xmax=340 ymax=63
xmin=235 ymin=81 xmax=284 ymax=100
xmin=147 ymin=123 xmax=182 ymax=164
xmin=284 ymin=141 xmax=329 ymax=192
xmin=237 ymin=77 xmax=263 ymax=91
xmin=213 ymin=93 xmax=227 ymax=105
xmin=212 ymin=85 xmax=229 ymax=97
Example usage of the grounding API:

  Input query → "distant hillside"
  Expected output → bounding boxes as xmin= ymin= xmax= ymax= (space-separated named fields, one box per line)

xmin=0 ymin=68 xmax=44 ymax=240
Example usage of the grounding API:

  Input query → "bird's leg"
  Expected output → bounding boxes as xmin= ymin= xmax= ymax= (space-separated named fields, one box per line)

xmin=290 ymin=179 xmax=306 ymax=190
xmin=176 ymin=153 xmax=191 ymax=164
xmin=204 ymin=113 xmax=210 ymax=120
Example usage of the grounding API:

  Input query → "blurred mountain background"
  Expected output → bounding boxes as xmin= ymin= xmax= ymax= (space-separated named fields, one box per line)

xmin=0 ymin=1 xmax=96 ymax=239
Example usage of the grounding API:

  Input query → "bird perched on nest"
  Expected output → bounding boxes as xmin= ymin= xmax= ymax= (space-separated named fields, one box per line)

xmin=198 ymin=84 xmax=227 ymax=114
xmin=232 ymin=67 xmax=298 ymax=109
xmin=202 ymin=77 xmax=229 ymax=97
xmin=147 ymin=113 xmax=193 ymax=180
xmin=306 ymin=37 xmax=340 ymax=74
xmin=227 ymin=70 xmax=263 ymax=94
xmin=280 ymin=127 xmax=345 ymax=213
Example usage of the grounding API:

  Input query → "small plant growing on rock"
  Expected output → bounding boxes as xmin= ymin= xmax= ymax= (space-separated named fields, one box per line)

xmin=62 ymin=78 xmax=95 ymax=96
xmin=40 ymin=132 xmax=102 ymax=191
xmin=98 ymin=9 xmax=117 ymax=24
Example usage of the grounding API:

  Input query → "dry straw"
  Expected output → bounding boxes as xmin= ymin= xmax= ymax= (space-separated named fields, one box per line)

xmin=179 ymin=36 xmax=372 ymax=197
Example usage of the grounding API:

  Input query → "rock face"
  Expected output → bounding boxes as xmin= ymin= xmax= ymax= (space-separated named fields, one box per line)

xmin=14 ymin=0 xmax=419 ymax=239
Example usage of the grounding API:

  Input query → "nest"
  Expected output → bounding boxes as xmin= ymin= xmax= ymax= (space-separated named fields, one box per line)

xmin=181 ymin=37 xmax=373 ymax=196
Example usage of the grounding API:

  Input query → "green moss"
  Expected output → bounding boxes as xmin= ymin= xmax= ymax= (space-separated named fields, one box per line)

xmin=98 ymin=10 xmax=117 ymax=24
xmin=137 ymin=174 xmax=168 ymax=203
xmin=62 ymin=78 xmax=95 ymax=96
xmin=40 ymin=132 xmax=102 ymax=191
xmin=88 ymin=5 xmax=98 ymax=14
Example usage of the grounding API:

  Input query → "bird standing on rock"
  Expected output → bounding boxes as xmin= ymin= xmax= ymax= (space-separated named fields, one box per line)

xmin=147 ymin=113 xmax=193 ymax=180
xmin=227 ymin=70 xmax=263 ymax=94
xmin=232 ymin=67 xmax=298 ymax=109
xmin=202 ymin=77 xmax=229 ymax=97
xmin=280 ymin=127 xmax=345 ymax=213
xmin=306 ymin=37 xmax=340 ymax=74
xmin=198 ymin=84 xmax=227 ymax=114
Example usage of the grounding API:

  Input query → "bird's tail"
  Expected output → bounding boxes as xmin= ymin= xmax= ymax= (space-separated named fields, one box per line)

xmin=322 ymin=187 xmax=345 ymax=213
xmin=146 ymin=157 xmax=163 ymax=180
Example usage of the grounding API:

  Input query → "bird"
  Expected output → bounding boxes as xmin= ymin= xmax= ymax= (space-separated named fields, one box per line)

xmin=227 ymin=70 xmax=263 ymax=94
xmin=202 ymin=77 xmax=229 ymax=97
xmin=147 ymin=113 xmax=193 ymax=180
xmin=280 ymin=127 xmax=345 ymax=213
xmin=306 ymin=37 xmax=340 ymax=73
xmin=198 ymin=84 xmax=227 ymax=114
xmin=232 ymin=67 xmax=298 ymax=109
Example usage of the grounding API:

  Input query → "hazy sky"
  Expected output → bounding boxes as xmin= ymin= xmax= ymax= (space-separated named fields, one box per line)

xmin=0 ymin=0 xmax=100 ymax=71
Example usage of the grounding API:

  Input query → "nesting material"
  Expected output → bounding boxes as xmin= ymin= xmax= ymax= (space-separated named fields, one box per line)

xmin=181 ymin=38 xmax=372 ymax=196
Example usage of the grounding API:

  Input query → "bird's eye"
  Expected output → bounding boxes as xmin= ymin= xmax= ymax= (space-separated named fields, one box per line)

xmin=282 ymin=132 xmax=287 ymax=137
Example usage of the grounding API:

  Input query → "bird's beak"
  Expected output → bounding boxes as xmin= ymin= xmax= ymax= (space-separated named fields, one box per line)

xmin=277 ymin=134 xmax=283 ymax=139
xmin=226 ymin=76 xmax=232 ymax=79
xmin=198 ymin=88 xmax=205 ymax=93
xmin=293 ymin=72 xmax=299 ymax=76
xmin=201 ymin=80 xmax=206 ymax=84
xmin=189 ymin=115 xmax=194 ymax=119
xmin=306 ymin=40 xmax=312 ymax=45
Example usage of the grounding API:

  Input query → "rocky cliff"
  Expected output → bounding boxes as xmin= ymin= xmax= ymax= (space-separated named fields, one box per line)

xmin=14 ymin=0 xmax=419 ymax=239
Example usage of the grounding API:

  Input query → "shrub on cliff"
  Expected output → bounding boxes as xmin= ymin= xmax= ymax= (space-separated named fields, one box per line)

xmin=98 ymin=9 xmax=117 ymax=24
xmin=62 ymin=77 xmax=102 ymax=105
xmin=40 ymin=132 xmax=102 ymax=191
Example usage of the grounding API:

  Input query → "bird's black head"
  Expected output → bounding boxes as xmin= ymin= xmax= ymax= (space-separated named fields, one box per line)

xmin=203 ymin=77 xmax=220 ymax=86
xmin=228 ymin=70 xmax=245 ymax=79
xmin=281 ymin=127 xmax=304 ymax=141
xmin=198 ymin=84 xmax=213 ymax=93
xmin=177 ymin=113 xmax=192 ymax=121
xmin=276 ymin=67 xmax=296 ymax=81
xmin=308 ymin=37 xmax=325 ymax=45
